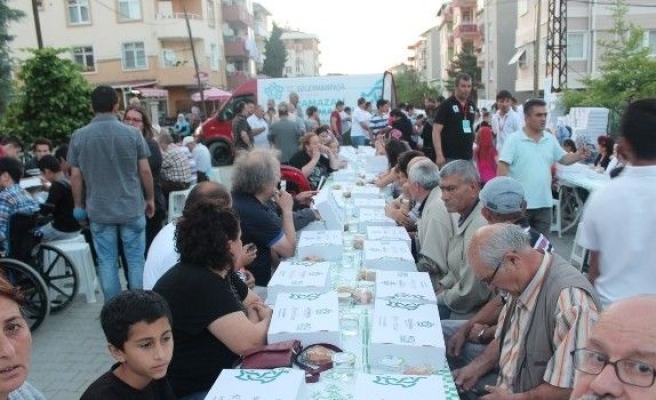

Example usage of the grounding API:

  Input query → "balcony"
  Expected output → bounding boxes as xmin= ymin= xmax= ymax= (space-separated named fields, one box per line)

xmin=454 ymin=23 xmax=479 ymax=38
xmin=153 ymin=13 xmax=210 ymax=40
xmin=452 ymin=0 xmax=476 ymax=8
xmin=224 ymin=39 xmax=248 ymax=58
xmin=222 ymin=3 xmax=253 ymax=27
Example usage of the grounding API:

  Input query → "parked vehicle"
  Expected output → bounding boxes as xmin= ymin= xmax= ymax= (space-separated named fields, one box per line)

xmin=196 ymin=72 xmax=397 ymax=166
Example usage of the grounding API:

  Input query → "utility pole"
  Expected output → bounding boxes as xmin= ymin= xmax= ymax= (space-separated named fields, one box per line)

xmin=183 ymin=4 xmax=208 ymax=118
xmin=533 ymin=0 xmax=542 ymax=97
xmin=31 ymin=0 xmax=43 ymax=49
xmin=546 ymin=0 xmax=567 ymax=92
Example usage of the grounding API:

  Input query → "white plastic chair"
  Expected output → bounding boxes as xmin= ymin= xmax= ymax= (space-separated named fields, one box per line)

xmin=550 ymin=188 xmax=563 ymax=238
xmin=167 ymin=187 xmax=193 ymax=223
xmin=570 ymin=222 xmax=588 ymax=271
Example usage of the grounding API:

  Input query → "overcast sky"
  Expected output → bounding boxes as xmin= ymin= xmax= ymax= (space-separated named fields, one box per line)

xmin=254 ymin=0 xmax=443 ymax=75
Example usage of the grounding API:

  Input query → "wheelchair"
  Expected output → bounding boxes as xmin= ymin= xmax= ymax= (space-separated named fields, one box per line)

xmin=0 ymin=214 xmax=80 ymax=331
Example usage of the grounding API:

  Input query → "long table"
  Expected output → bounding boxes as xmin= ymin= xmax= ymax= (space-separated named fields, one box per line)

xmin=556 ymin=163 xmax=610 ymax=233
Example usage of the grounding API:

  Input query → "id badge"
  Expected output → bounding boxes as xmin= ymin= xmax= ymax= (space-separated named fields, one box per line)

xmin=462 ymin=120 xmax=472 ymax=134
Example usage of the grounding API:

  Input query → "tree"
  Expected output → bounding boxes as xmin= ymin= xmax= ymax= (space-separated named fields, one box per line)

xmin=262 ymin=23 xmax=288 ymax=78
xmin=394 ymin=69 xmax=443 ymax=108
xmin=446 ymin=43 xmax=483 ymax=104
xmin=1 ymin=47 xmax=93 ymax=144
xmin=562 ymin=0 xmax=656 ymax=134
xmin=0 ymin=0 xmax=25 ymax=116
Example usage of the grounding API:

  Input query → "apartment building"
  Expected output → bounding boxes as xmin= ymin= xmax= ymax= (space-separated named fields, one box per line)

xmin=407 ymin=39 xmax=427 ymax=74
xmin=252 ymin=2 xmax=272 ymax=72
xmin=10 ymin=0 xmax=228 ymax=119
xmin=476 ymin=0 xmax=517 ymax=100
xmin=513 ymin=0 xmax=656 ymax=99
xmin=420 ymin=25 xmax=443 ymax=88
xmin=222 ymin=0 xmax=260 ymax=89
xmin=280 ymin=31 xmax=321 ymax=77
xmin=435 ymin=3 xmax=455 ymax=91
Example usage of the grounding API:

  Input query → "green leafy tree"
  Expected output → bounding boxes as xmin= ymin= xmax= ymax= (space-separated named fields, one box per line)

xmin=262 ymin=23 xmax=288 ymax=77
xmin=394 ymin=69 xmax=443 ymax=108
xmin=562 ymin=0 xmax=656 ymax=134
xmin=1 ymin=47 xmax=93 ymax=144
xmin=0 ymin=0 xmax=25 ymax=116
xmin=446 ymin=43 xmax=483 ymax=104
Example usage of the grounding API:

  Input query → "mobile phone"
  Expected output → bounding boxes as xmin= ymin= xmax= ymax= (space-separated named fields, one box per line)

xmin=280 ymin=180 xmax=287 ymax=191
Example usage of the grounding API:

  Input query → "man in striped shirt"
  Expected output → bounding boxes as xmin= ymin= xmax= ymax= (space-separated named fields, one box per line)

xmin=454 ymin=224 xmax=600 ymax=400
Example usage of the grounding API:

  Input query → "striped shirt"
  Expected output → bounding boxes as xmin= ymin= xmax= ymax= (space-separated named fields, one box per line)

xmin=495 ymin=252 xmax=599 ymax=389
xmin=369 ymin=113 xmax=389 ymax=137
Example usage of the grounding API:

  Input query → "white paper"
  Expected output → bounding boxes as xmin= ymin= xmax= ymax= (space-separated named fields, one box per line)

xmin=267 ymin=262 xmax=331 ymax=305
xmin=354 ymin=373 xmax=446 ymax=400
xmin=364 ymin=240 xmax=414 ymax=262
xmin=367 ymin=226 xmax=411 ymax=243
xmin=205 ymin=368 xmax=304 ymax=400
xmin=375 ymin=271 xmax=436 ymax=304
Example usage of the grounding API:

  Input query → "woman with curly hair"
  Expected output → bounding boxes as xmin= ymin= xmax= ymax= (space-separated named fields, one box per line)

xmin=153 ymin=203 xmax=271 ymax=400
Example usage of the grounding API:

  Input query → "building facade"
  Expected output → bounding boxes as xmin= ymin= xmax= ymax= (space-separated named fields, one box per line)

xmin=280 ymin=31 xmax=321 ymax=77
xmin=10 ymin=0 xmax=229 ymax=120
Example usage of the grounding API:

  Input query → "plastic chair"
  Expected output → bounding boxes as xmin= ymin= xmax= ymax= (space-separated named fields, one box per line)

xmin=550 ymin=189 xmax=563 ymax=238
xmin=281 ymin=165 xmax=311 ymax=196
xmin=167 ymin=187 xmax=193 ymax=223
xmin=570 ymin=223 xmax=588 ymax=271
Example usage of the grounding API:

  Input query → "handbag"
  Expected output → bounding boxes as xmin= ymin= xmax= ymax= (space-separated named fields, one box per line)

xmin=238 ymin=340 xmax=302 ymax=369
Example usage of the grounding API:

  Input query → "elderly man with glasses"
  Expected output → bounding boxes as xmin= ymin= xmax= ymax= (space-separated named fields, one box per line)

xmin=453 ymin=223 xmax=600 ymax=400
xmin=571 ymin=295 xmax=656 ymax=400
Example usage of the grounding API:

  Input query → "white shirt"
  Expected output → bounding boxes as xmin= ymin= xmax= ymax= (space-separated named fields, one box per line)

xmin=191 ymin=143 xmax=212 ymax=175
xmin=247 ymin=114 xmax=270 ymax=148
xmin=143 ymin=222 xmax=178 ymax=289
xmin=340 ymin=111 xmax=352 ymax=134
xmin=351 ymin=107 xmax=371 ymax=138
xmin=491 ymin=109 xmax=523 ymax=152
xmin=580 ymin=165 xmax=656 ymax=309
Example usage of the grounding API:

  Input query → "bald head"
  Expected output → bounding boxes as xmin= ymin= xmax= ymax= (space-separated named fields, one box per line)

xmin=184 ymin=181 xmax=231 ymax=210
xmin=571 ymin=296 xmax=656 ymax=400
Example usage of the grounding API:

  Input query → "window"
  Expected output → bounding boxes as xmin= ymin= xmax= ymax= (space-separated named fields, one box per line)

xmin=73 ymin=46 xmax=95 ymax=72
xmin=207 ymin=0 xmax=215 ymax=27
xmin=161 ymin=48 xmax=177 ymax=67
xmin=210 ymin=44 xmax=219 ymax=70
xmin=118 ymin=0 xmax=141 ymax=21
xmin=122 ymin=42 xmax=146 ymax=70
xmin=644 ymin=31 xmax=656 ymax=56
xmin=68 ymin=0 xmax=90 ymax=24
xmin=567 ymin=32 xmax=586 ymax=60
xmin=461 ymin=10 xmax=473 ymax=23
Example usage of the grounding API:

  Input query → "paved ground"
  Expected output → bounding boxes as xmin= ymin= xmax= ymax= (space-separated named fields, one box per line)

xmin=27 ymin=230 xmax=578 ymax=399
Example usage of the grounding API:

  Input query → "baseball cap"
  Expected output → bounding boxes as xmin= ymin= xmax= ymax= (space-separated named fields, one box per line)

xmin=182 ymin=136 xmax=195 ymax=146
xmin=479 ymin=176 xmax=526 ymax=214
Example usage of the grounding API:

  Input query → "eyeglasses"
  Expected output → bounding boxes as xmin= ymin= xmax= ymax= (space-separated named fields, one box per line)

xmin=480 ymin=258 xmax=503 ymax=285
xmin=572 ymin=348 xmax=656 ymax=388
xmin=124 ymin=117 xmax=143 ymax=123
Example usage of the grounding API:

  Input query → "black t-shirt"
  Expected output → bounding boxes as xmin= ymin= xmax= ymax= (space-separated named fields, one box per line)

xmin=80 ymin=363 xmax=176 ymax=400
xmin=288 ymin=151 xmax=333 ymax=190
xmin=232 ymin=114 xmax=252 ymax=150
xmin=153 ymin=265 xmax=248 ymax=398
xmin=231 ymin=191 xmax=283 ymax=286
xmin=39 ymin=178 xmax=80 ymax=232
xmin=434 ymin=96 xmax=477 ymax=160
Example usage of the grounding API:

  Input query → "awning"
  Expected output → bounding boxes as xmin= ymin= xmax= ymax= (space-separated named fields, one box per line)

xmin=109 ymin=80 xmax=158 ymax=89
xmin=508 ymin=48 xmax=526 ymax=65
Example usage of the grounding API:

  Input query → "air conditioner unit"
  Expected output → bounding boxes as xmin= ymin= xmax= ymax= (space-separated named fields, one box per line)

xmin=223 ymin=24 xmax=234 ymax=36
xmin=226 ymin=63 xmax=236 ymax=72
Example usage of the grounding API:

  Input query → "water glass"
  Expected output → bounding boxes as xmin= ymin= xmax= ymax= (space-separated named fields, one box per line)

xmin=343 ymin=233 xmax=354 ymax=253
xmin=340 ymin=312 xmax=360 ymax=336
xmin=348 ymin=218 xmax=359 ymax=233
xmin=330 ymin=352 xmax=356 ymax=381
xmin=341 ymin=253 xmax=354 ymax=268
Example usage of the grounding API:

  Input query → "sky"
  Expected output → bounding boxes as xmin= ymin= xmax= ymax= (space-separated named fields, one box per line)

xmin=254 ymin=0 xmax=444 ymax=75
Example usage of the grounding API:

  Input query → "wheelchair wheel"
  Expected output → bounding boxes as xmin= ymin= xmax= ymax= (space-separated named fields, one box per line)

xmin=0 ymin=259 xmax=50 ymax=331
xmin=34 ymin=244 xmax=79 ymax=313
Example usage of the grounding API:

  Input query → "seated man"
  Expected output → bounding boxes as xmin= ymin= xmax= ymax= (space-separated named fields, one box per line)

xmin=0 ymin=158 xmax=40 ymax=254
xmin=410 ymin=159 xmax=491 ymax=319
xmin=231 ymin=150 xmax=297 ymax=298
xmin=158 ymin=131 xmax=192 ymax=200
xmin=571 ymin=295 xmax=656 ymax=400
xmin=37 ymin=155 xmax=81 ymax=242
xmin=24 ymin=137 xmax=53 ymax=176
xmin=444 ymin=176 xmax=554 ymax=371
xmin=455 ymin=224 xmax=600 ymax=400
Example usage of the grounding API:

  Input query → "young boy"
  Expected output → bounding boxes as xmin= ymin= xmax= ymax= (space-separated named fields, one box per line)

xmin=37 ymin=155 xmax=80 ymax=242
xmin=81 ymin=290 xmax=176 ymax=399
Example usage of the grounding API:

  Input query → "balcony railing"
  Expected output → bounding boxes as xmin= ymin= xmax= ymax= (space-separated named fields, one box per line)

xmin=454 ymin=23 xmax=479 ymax=38
xmin=224 ymin=39 xmax=248 ymax=58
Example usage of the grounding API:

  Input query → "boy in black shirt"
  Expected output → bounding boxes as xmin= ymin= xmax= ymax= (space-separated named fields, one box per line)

xmin=37 ymin=155 xmax=80 ymax=241
xmin=81 ymin=290 xmax=176 ymax=400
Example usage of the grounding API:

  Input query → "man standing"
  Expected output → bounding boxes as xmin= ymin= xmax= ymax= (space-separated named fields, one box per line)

xmin=491 ymin=90 xmax=523 ymax=153
xmin=287 ymin=102 xmax=306 ymax=136
xmin=247 ymin=104 xmax=269 ymax=149
xmin=232 ymin=101 xmax=252 ymax=150
xmin=497 ymin=98 xmax=589 ymax=236
xmin=432 ymin=73 xmax=477 ymax=167
xmin=455 ymin=223 xmax=600 ymax=400
xmin=350 ymin=97 xmax=372 ymax=147
xmin=368 ymin=99 xmax=390 ymax=139
xmin=330 ymin=101 xmax=344 ymax=142
xmin=69 ymin=85 xmax=154 ymax=302
xmin=268 ymin=103 xmax=301 ymax=164
xmin=289 ymin=92 xmax=302 ymax=119
xmin=580 ymin=99 xmax=656 ymax=310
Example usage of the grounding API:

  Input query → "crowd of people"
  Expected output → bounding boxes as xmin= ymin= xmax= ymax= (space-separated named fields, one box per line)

xmin=0 ymin=78 xmax=654 ymax=400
